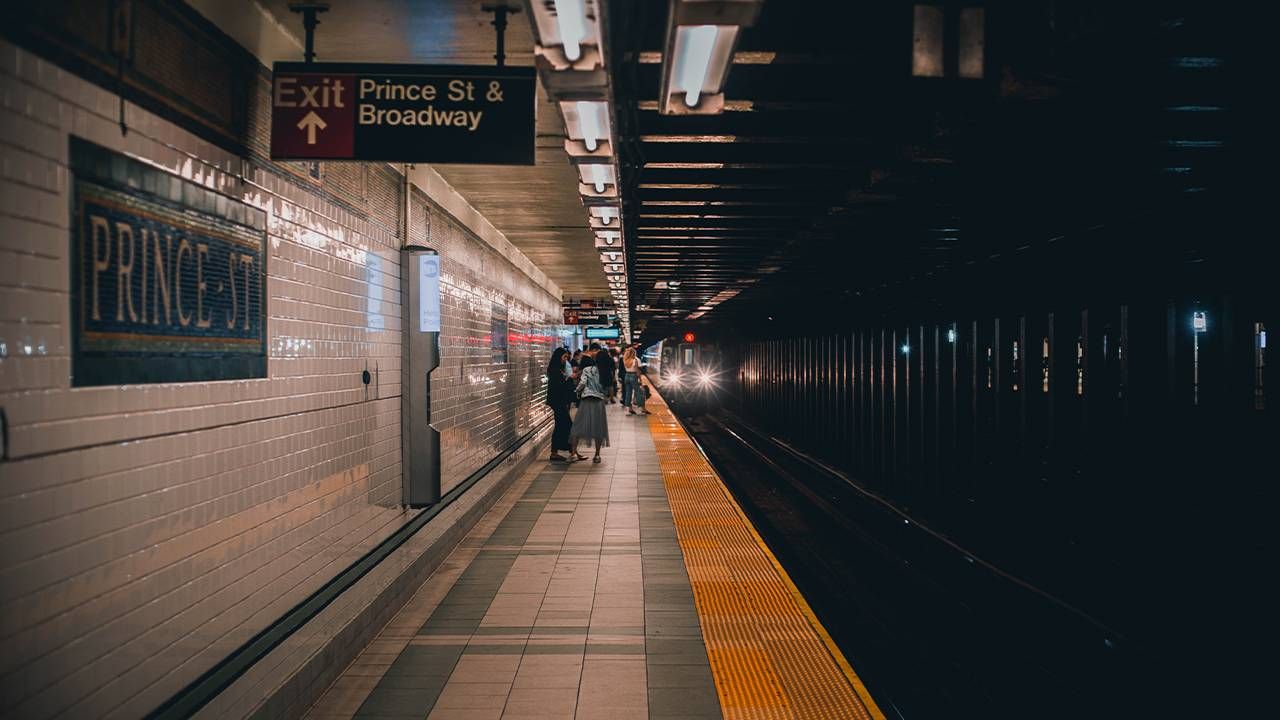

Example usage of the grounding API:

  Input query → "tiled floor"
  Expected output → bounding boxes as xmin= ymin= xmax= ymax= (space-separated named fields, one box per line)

xmin=305 ymin=401 xmax=721 ymax=720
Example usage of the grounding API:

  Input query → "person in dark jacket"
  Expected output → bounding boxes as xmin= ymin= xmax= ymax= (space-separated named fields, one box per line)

xmin=591 ymin=342 xmax=617 ymax=404
xmin=546 ymin=348 xmax=575 ymax=462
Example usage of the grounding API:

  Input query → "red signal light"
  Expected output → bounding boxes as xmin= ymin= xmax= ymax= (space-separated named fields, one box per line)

xmin=683 ymin=332 xmax=696 ymax=343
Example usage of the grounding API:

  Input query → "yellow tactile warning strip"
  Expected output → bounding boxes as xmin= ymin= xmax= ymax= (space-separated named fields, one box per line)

xmin=647 ymin=390 xmax=886 ymax=720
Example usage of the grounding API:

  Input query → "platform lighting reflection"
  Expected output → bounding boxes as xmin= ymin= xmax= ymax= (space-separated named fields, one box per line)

xmin=554 ymin=0 xmax=586 ymax=62
xmin=1193 ymin=310 xmax=1208 ymax=333
xmin=947 ymin=327 xmax=957 ymax=343
xmin=901 ymin=343 xmax=911 ymax=355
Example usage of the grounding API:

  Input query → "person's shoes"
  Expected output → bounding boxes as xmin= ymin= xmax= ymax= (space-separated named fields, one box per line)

xmin=627 ymin=408 xmax=635 ymax=414
xmin=592 ymin=456 xmax=601 ymax=464
xmin=570 ymin=453 xmax=587 ymax=462
xmin=550 ymin=453 xmax=567 ymax=462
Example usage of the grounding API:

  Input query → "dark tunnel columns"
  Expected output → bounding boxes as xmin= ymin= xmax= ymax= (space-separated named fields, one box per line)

xmin=732 ymin=296 xmax=1272 ymax=544
xmin=401 ymin=247 xmax=443 ymax=507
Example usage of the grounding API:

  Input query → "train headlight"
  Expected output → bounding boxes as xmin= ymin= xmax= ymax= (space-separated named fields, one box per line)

xmin=696 ymin=369 xmax=716 ymax=388
xmin=668 ymin=372 xmax=682 ymax=387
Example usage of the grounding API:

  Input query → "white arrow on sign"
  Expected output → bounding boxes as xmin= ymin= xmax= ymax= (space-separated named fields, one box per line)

xmin=297 ymin=111 xmax=327 ymax=145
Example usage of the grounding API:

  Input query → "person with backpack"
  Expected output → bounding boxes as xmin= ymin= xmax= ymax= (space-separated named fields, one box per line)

xmin=590 ymin=342 xmax=617 ymax=405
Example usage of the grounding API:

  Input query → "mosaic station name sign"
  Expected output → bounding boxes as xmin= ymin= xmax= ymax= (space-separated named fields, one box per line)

xmin=270 ymin=62 xmax=536 ymax=164
xmin=70 ymin=139 xmax=267 ymax=386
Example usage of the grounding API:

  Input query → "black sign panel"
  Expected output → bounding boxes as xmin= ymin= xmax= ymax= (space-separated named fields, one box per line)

xmin=271 ymin=62 xmax=535 ymax=165
xmin=70 ymin=138 xmax=267 ymax=386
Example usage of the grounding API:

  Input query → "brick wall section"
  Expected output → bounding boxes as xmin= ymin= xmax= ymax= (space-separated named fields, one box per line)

xmin=0 ymin=35 xmax=559 ymax=720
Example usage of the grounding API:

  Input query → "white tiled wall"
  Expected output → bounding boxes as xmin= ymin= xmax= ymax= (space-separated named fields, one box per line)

xmin=0 ymin=39 xmax=560 ymax=719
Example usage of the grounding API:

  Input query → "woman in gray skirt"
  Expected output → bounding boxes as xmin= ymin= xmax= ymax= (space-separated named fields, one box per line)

xmin=569 ymin=353 xmax=610 ymax=463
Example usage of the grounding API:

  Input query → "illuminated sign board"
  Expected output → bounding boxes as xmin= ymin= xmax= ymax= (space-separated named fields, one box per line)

xmin=70 ymin=139 xmax=266 ymax=386
xmin=271 ymin=62 xmax=535 ymax=164
xmin=585 ymin=327 xmax=621 ymax=340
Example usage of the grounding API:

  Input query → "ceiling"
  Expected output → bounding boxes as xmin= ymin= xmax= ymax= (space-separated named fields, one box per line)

xmin=608 ymin=0 xmax=1235 ymax=342
xmin=260 ymin=0 xmax=607 ymax=298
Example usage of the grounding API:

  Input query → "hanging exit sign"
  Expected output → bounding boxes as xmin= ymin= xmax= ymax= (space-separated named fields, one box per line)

xmin=270 ymin=62 xmax=536 ymax=164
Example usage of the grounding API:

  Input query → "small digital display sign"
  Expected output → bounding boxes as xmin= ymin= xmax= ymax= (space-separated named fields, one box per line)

xmin=585 ymin=327 xmax=621 ymax=340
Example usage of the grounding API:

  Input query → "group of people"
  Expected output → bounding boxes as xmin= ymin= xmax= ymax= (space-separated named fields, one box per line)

xmin=545 ymin=342 xmax=651 ymax=464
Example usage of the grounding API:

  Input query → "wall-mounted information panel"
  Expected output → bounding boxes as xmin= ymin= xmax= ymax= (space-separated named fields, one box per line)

xmin=402 ymin=246 xmax=442 ymax=506
xmin=271 ymin=62 xmax=536 ymax=164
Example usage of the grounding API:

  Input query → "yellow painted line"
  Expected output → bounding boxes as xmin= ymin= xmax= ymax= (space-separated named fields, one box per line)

xmin=646 ymin=389 xmax=886 ymax=720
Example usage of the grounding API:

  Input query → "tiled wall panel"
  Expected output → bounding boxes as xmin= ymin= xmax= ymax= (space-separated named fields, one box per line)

xmin=0 ymin=38 xmax=559 ymax=720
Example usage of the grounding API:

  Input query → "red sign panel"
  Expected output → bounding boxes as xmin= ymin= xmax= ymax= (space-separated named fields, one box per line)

xmin=270 ymin=73 xmax=357 ymax=159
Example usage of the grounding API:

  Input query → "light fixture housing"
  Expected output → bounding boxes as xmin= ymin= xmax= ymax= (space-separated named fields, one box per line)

xmin=658 ymin=0 xmax=763 ymax=115
xmin=912 ymin=4 xmax=985 ymax=80
xmin=594 ymin=233 xmax=623 ymax=250
xmin=560 ymin=100 xmax=612 ymax=156
xmin=578 ymin=163 xmax=617 ymax=194
xmin=530 ymin=0 xmax=604 ymax=71
xmin=589 ymin=205 xmax=621 ymax=226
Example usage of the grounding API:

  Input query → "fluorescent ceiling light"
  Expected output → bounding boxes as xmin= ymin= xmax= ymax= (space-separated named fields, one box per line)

xmin=678 ymin=26 xmax=717 ymax=107
xmin=554 ymin=0 xmax=586 ymax=61
xmin=577 ymin=101 xmax=602 ymax=150
xmin=561 ymin=101 xmax=610 ymax=151
xmin=657 ymin=1 xmax=759 ymax=114
xmin=590 ymin=206 xmax=620 ymax=225
xmin=675 ymin=25 xmax=734 ymax=107
xmin=579 ymin=163 xmax=616 ymax=193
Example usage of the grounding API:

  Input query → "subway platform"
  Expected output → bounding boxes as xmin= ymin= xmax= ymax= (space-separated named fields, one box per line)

xmin=304 ymin=394 xmax=883 ymax=720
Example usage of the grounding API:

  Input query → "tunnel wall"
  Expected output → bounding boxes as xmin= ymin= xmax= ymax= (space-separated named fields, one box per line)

xmin=0 ymin=22 xmax=558 ymax=720
xmin=730 ymin=274 xmax=1274 ymax=661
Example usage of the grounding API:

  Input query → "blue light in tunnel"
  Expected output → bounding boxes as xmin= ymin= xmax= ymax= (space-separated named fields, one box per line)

xmin=947 ymin=327 xmax=957 ymax=343
xmin=901 ymin=343 xmax=911 ymax=355
xmin=1192 ymin=311 xmax=1207 ymax=333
